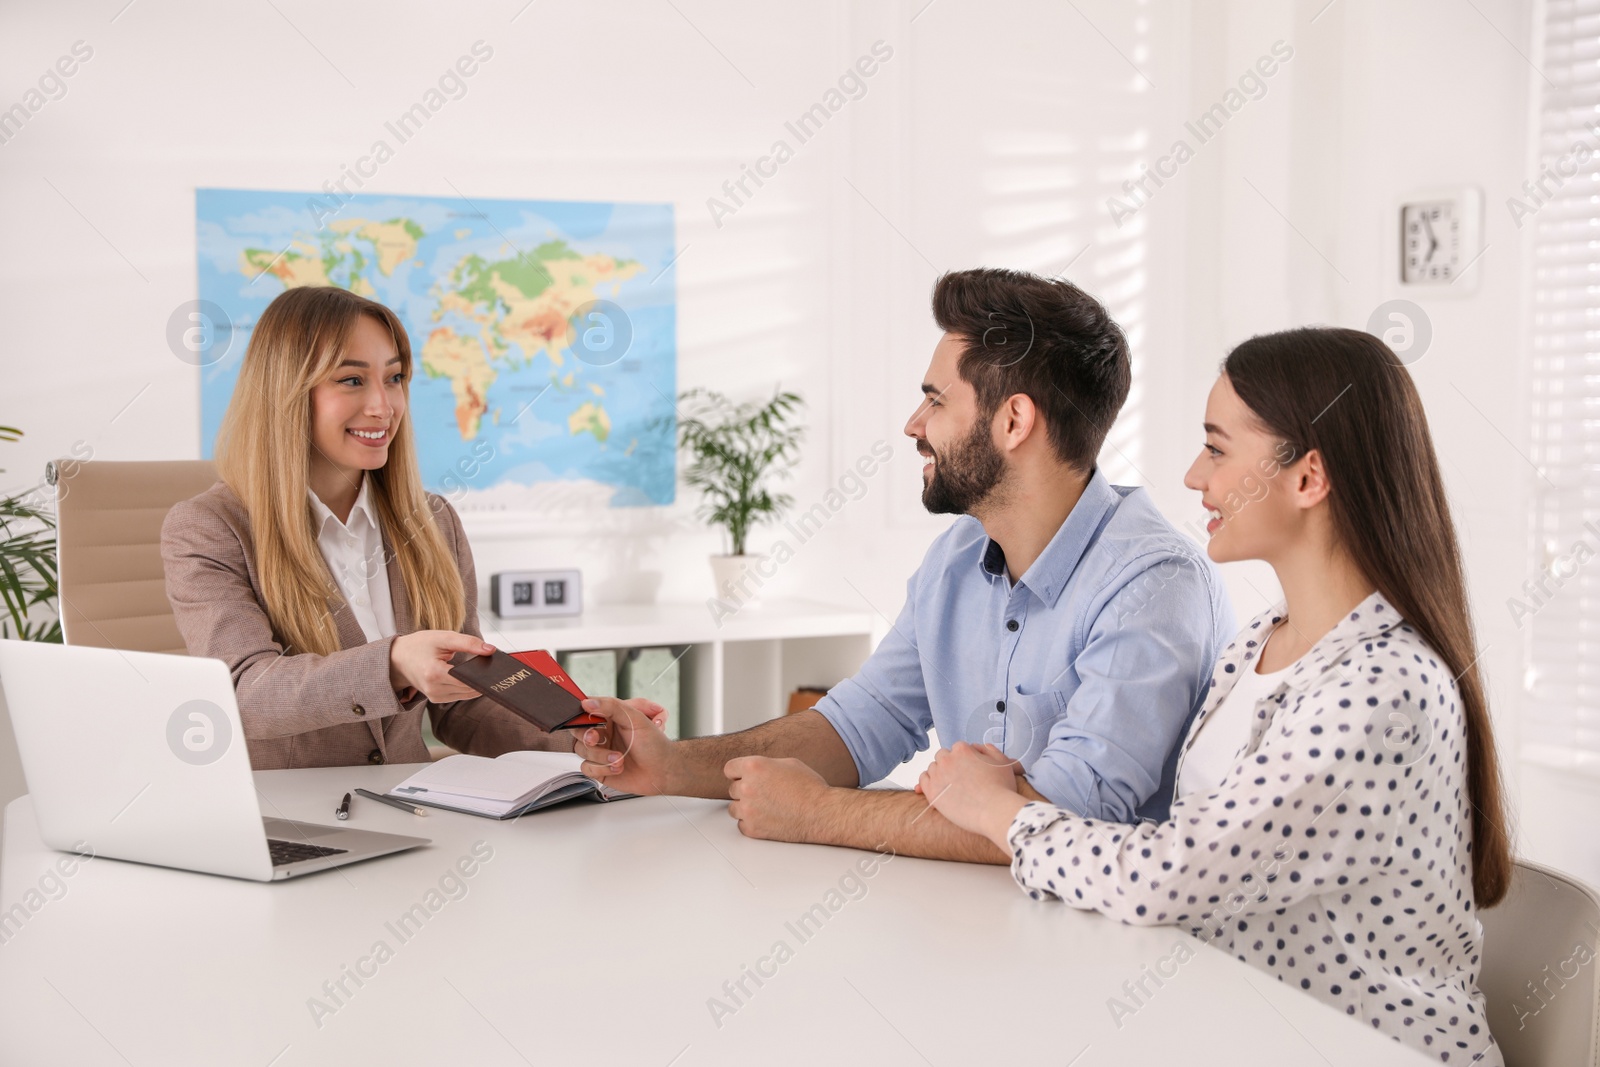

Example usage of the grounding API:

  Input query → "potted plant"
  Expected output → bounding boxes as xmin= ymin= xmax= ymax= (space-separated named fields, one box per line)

xmin=676 ymin=388 xmax=805 ymax=605
xmin=0 ymin=425 xmax=61 ymax=642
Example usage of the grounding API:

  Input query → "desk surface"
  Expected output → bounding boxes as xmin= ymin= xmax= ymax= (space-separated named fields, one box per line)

xmin=0 ymin=766 xmax=1433 ymax=1066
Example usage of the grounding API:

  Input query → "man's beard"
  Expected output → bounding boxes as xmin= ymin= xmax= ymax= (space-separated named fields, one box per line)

xmin=920 ymin=417 xmax=1005 ymax=515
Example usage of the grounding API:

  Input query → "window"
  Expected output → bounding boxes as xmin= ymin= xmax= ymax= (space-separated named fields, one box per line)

xmin=1524 ymin=0 xmax=1600 ymax=773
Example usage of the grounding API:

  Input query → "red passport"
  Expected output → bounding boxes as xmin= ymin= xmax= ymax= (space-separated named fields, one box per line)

xmin=447 ymin=648 xmax=606 ymax=731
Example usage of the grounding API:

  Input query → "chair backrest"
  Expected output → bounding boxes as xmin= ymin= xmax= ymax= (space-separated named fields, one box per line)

xmin=1479 ymin=858 xmax=1600 ymax=1067
xmin=51 ymin=458 xmax=218 ymax=654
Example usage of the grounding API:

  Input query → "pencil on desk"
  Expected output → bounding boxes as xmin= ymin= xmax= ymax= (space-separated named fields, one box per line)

xmin=353 ymin=787 xmax=429 ymax=817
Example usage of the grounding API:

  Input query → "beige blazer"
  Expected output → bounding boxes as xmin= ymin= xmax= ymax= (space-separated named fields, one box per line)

xmin=160 ymin=480 xmax=572 ymax=770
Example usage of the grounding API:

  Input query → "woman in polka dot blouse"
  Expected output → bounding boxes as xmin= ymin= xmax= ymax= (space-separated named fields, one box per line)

xmin=919 ymin=327 xmax=1513 ymax=1066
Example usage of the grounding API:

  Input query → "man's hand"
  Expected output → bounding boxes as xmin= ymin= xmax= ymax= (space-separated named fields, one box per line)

xmin=572 ymin=697 xmax=673 ymax=795
xmin=724 ymin=756 xmax=831 ymax=842
xmin=917 ymin=742 xmax=1030 ymax=848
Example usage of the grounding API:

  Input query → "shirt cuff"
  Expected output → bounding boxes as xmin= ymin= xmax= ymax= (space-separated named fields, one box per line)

xmin=1006 ymin=801 xmax=1077 ymax=900
xmin=813 ymin=695 xmax=878 ymax=786
xmin=1007 ymin=800 xmax=1072 ymax=849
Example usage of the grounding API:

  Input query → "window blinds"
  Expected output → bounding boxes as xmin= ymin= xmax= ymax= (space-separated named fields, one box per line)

xmin=1524 ymin=0 xmax=1600 ymax=774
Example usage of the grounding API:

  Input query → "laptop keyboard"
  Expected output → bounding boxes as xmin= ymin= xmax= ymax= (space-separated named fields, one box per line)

xmin=267 ymin=838 xmax=349 ymax=867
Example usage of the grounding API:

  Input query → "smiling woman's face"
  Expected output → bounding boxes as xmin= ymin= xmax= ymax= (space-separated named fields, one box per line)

xmin=307 ymin=313 xmax=407 ymax=488
xmin=1183 ymin=374 xmax=1303 ymax=564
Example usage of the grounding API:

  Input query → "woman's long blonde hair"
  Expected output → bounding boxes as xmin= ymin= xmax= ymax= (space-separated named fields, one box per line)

xmin=215 ymin=286 xmax=465 ymax=657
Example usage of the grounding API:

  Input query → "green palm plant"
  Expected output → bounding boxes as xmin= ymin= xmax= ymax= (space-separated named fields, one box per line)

xmin=676 ymin=389 xmax=805 ymax=556
xmin=0 ymin=425 xmax=61 ymax=642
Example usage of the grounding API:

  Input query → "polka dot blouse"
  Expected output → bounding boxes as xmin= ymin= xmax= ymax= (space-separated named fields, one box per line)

xmin=1005 ymin=593 xmax=1501 ymax=1066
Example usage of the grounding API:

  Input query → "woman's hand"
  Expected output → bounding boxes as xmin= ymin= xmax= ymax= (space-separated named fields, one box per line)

xmin=917 ymin=742 xmax=1031 ymax=849
xmin=389 ymin=631 xmax=494 ymax=705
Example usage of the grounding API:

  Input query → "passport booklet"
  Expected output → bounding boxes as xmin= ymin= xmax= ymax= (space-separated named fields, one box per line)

xmin=447 ymin=647 xmax=607 ymax=732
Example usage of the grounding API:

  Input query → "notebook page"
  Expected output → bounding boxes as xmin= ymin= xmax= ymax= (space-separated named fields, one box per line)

xmin=391 ymin=754 xmax=567 ymax=804
xmin=497 ymin=750 xmax=587 ymax=779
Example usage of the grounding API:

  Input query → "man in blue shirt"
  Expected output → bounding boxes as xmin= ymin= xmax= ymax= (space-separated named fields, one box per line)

xmin=576 ymin=268 xmax=1233 ymax=862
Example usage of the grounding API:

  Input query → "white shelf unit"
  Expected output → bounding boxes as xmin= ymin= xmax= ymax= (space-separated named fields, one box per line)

xmin=476 ymin=598 xmax=877 ymax=736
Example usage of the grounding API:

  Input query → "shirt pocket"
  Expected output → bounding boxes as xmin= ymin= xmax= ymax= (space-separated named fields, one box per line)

xmin=999 ymin=689 xmax=1068 ymax=768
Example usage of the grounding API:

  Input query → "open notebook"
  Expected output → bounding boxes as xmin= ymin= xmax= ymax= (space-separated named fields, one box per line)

xmin=386 ymin=751 xmax=635 ymax=819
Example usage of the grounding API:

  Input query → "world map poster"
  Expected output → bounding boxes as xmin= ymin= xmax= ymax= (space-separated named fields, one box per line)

xmin=195 ymin=188 xmax=677 ymax=508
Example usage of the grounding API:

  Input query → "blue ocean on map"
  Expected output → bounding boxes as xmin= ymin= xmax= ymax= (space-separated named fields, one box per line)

xmin=195 ymin=188 xmax=677 ymax=506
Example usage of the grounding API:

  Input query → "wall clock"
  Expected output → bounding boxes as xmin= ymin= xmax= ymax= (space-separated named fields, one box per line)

xmin=1399 ymin=186 xmax=1483 ymax=292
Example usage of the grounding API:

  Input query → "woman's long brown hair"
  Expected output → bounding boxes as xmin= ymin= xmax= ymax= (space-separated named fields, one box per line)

xmin=1224 ymin=327 xmax=1513 ymax=908
xmin=214 ymin=285 xmax=465 ymax=658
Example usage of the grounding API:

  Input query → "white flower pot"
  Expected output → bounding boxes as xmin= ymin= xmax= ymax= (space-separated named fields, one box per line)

xmin=709 ymin=553 xmax=768 ymax=607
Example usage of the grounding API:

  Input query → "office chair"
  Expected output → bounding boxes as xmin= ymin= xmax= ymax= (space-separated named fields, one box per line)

xmin=49 ymin=457 xmax=219 ymax=653
xmin=1479 ymin=857 xmax=1600 ymax=1066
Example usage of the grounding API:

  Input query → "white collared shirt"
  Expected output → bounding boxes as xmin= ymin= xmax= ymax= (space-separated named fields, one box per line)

xmin=307 ymin=473 xmax=396 ymax=644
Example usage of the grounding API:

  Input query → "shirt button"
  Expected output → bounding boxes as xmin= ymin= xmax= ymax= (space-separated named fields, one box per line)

xmin=367 ymin=749 xmax=384 ymax=765
xmin=352 ymin=703 xmax=366 ymax=716
xmin=345 ymin=537 xmax=357 ymax=548
xmin=356 ymin=595 xmax=369 ymax=607
xmin=1006 ymin=619 xmax=1019 ymax=632
xmin=996 ymin=700 xmax=1006 ymax=712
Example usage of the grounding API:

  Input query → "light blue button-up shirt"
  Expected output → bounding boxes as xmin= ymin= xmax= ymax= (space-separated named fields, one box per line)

xmin=817 ymin=469 xmax=1234 ymax=822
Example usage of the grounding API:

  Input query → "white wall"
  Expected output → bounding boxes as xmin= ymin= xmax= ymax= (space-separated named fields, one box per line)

xmin=1182 ymin=0 xmax=1600 ymax=884
xmin=3 ymin=0 xmax=888 ymax=607
xmin=0 ymin=0 xmax=1184 ymax=636
xmin=2 ymin=0 xmax=1591 ymax=883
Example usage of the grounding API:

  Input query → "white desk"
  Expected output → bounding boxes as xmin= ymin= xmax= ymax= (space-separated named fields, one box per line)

xmin=0 ymin=766 xmax=1434 ymax=1066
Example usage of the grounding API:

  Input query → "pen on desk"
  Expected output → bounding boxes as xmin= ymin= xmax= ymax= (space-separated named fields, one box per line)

xmin=336 ymin=791 xmax=351 ymax=820
xmin=353 ymin=787 xmax=429 ymax=817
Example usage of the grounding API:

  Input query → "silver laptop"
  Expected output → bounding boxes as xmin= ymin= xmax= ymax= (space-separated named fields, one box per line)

xmin=0 ymin=639 xmax=428 ymax=881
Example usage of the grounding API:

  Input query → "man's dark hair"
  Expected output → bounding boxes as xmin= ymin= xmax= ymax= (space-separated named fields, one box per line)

xmin=931 ymin=268 xmax=1131 ymax=471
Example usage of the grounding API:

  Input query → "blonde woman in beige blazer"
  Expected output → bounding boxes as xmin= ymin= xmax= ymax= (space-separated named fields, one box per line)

xmin=161 ymin=285 xmax=653 ymax=770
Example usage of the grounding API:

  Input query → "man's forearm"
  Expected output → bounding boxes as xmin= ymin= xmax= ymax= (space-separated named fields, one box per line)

xmin=802 ymin=786 xmax=1010 ymax=864
xmin=669 ymin=709 xmax=861 ymax=798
